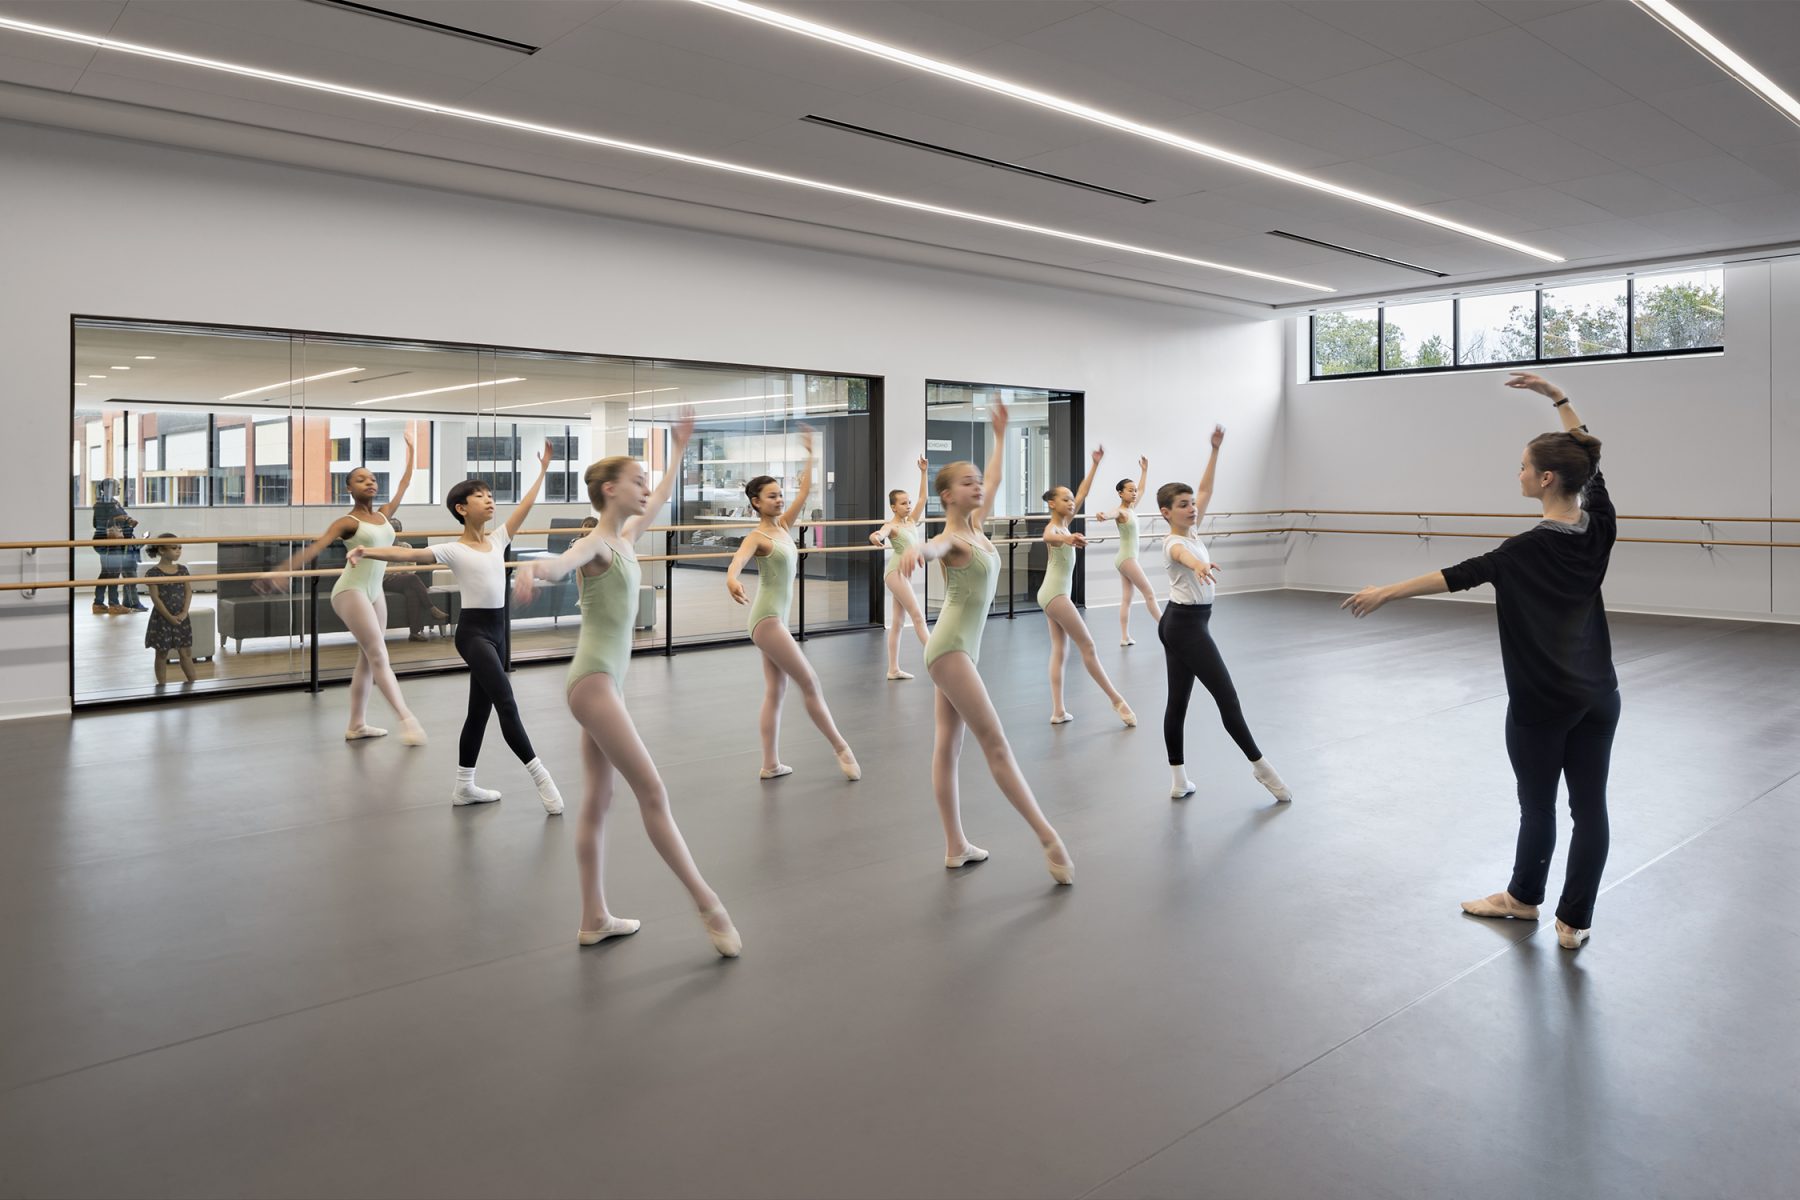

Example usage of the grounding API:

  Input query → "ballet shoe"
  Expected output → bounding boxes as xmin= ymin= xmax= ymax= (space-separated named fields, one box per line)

xmin=1120 ymin=637 xmax=1136 ymax=647
xmin=1114 ymin=700 xmax=1138 ymax=728
xmin=451 ymin=782 xmax=501 ymax=806
xmin=944 ymin=844 xmax=990 ymax=868
xmin=1171 ymin=782 xmax=1197 ymax=800
xmin=836 ymin=748 xmax=862 ymax=781
xmin=535 ymin=776 xmax=565 ymax=816
xmin=1050 ymin=711 xmax=1075 ymax=725
xmin=344 ymin=725 xmax=388 ymax=741
xmin=399 ymin=719 xmax=428 ymax=747
xmin=700 ymin=907 xmax=742 ymax=958
xmin=1461 ymin=892 xmax=1539 ymax=921
xmin=1043 ymin=840 xmax=1073 ymax=886
xmin=886 ymin=669 xmax=914 ymax=681
xmin=1252 ymin=759 xmax=1292 ymax=802
xmin=577 ymin=916 xmax=640 ymax=945
xmin=1555 ymin=919 xmax=1590 ymax=950
xmin=758 ymin=764 xmax=793 ymax=780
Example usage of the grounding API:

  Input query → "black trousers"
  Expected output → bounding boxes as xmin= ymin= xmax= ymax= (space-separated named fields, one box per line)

xmin=1504 ymin=689 xmax=1621 ymax=929
xmin=455 ymin=608 xmax=536 ymax=770
xmin=1157 ymin=602 xmax=1262 ymax=766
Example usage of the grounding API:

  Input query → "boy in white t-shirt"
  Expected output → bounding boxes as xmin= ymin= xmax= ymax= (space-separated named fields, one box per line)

xmin=349 ymin=443 xmax=564 ymax=813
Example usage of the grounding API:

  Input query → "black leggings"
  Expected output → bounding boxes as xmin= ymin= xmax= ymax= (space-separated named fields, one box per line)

xmin=455 ymin=608 xmax=536 ymax=770
xmin=1504 ymin=689 xmax=1621 ymax=929
xmin=1158 ymin=602 xmax=1261 ymax=766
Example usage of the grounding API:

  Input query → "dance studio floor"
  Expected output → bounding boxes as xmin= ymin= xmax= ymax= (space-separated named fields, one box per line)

xmin=3 ymin=591 xmax=1797 ymax=1199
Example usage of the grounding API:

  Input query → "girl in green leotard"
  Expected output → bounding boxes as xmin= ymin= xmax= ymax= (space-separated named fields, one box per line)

xmin=1038 ymin=447 xmax=1135 ymax=729
xmin=869 ymin=453 xmax=931 ymax=680
xmin=257 ymin=431 xmax=425 ymax=747
xmin=896 ymin=397 xmax=1072 ymax=886
xmin=1093 ymin=456 xmax=1164 ymax=647
xmin=514 ymin=409 xmax=741 ymax=959
xmin=726 ymin=426 xmax=860 ymax=783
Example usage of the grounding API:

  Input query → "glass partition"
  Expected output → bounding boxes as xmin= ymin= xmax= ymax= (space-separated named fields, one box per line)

xmin=923 ymin=381 xmax=1083 ymax=618
xmin=70 ymin=319 xmax=881 ymax=707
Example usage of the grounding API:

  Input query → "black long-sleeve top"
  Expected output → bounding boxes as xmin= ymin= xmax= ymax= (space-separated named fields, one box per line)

xmin=1441 ymin=469 xmax=1618 ymax=724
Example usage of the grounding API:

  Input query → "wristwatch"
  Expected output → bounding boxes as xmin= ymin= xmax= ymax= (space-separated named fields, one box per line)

xmin=1552 ymin=396 xmax=1570 ymax=408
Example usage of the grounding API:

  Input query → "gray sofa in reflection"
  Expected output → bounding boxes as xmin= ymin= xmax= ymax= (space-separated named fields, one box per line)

xmin=214 ymin=541 xmax=464 ymax=652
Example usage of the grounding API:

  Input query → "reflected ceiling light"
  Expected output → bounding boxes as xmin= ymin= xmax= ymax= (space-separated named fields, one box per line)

xmin=684 ymin=0 xmax=1565 ymax=264
xmin=494 ymin=386 xmax=682 ymax=412
xmin=0 ymin=13 xmax=1335 ymax=293
xmin=1632 ymin=0 xmax=1800 ymax=128
xmin=88 ymin=375 xmax=106 ymax=379
xmin=110 ymin=365 xmax=130 ymax=370
xmin=355 ymin=377 xmax=528 ymax=405
xmin=74 ymin=382 xmax=86 ymax=386
xmin=640 ymin=391 xmax=792 ymax=412
xmin=135 ymin=355 xmax=157 ymax=360
xmin=220 ymin=366 xmax=364 ymax=400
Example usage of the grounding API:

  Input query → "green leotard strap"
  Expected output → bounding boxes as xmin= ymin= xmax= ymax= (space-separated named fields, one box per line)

xmin=924 ymin=534 xmax=1000 ymax=667
xmin=567 ymin=541 xmax=641 ymax=693
xmin=747 ymin=530 xmax=796 ymax=633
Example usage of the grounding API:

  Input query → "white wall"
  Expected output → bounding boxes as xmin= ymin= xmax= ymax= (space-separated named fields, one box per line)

xmin=0 ymin=119 xmax=1285 ymax=718
xmin=1283 ymin=257 xmax=1800 ymax=621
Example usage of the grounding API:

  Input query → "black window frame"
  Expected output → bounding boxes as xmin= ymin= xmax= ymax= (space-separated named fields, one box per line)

xmin=1309 ymin=269 xmax=1724 ymax=382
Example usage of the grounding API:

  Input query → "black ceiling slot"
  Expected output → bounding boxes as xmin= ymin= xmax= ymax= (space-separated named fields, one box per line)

xmin=802 ymin=115 xmax=1154 ymax=204
xmin=304 ymin=0 xmax=540 ymax=54
xmin=1267 ymin=230 xmax=1446 ymax=277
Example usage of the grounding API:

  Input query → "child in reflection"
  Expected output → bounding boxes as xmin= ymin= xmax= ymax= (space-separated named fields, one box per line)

xmin=144 ymin=534 xmax=197 ymax=686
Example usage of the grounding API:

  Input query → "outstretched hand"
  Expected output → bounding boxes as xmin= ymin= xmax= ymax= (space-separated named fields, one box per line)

xmin=1091 ymin=445 xmax=1105 ymax=467
xmin=1210 ymin=424 xmax=1225 ymax=450
xmin=727 ymin=577 xmax=748 ymax=606
xmin=1504 ymin=371 xmax=1563 ymax=401
xmin=1341 ymin=586 xmax=1387 ymax=618
xmin=1068 ymin=531 xmax=1088 ymax=549
xmin=538 ymin=440 xmax=554 ymax=471
xmin=346 ymin=547 xmax=365 ymax=566
xmin=513 ymin=563 xmax=540 ymax=606
xmin=252 ymin=572 xmax=288 ymax=595
xmin=990 ymin=397 xmax=1009 ymax=436
xmin=1138 ymin=455 xmax=1149 ymax=473
xmin=897 ymin=545 xmax=926 ymax=576
xmin=917 ymin=454 xmax=928 ymax=473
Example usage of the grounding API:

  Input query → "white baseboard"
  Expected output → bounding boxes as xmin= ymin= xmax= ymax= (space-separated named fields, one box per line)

xmin=1280 ymin=582 xmax=1800 ymax=625
xmin=0 ymin=696 xmax=71 ymax=722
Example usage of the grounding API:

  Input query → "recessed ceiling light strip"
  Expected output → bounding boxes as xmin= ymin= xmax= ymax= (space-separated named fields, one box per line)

xmin=355 ymin=378 xmax=528 ymax=405
xmin=684 ymin=0 xmax=1565 ymax=263
xmin=494 ymin=387 xmax=681 ymax=411
xmin=220 ymin=366 xmax=363 ymax=401
xmin=1631 ymin=0 xmax=1800 ymax=127
xmin=0 ymin=15 xmax=1335 ymax=293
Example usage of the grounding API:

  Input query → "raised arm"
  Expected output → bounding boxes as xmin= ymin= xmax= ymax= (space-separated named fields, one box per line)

xmin=513 ymin=529 xmax=611 ymax=605
xmin=621 ymin=410 xmax=695 ymax=543
xmin=507 ymin=440 xmax=553 ymax=540
xmin=780 ymin=425 xmax=816 ymax=530
xmin=1135 ymin=457 xmax=1150 ymax=512
xmin=1193 ymin=425 xmax=1224 ymax=522
xmin=973 ymin=398 xmax=1009 ymax=528
xmin=379 ymin=430 xmax=416 ymax=518
xmin=346 ymin=544 xmax=436 ymax=566
xmin=1070 ymin=445 xmax=1104 ymax=512
xmin=256 ymin=515 xmax=359 ymax=593
xmin=909 ymin=454 xmax=927 ymax=526
xmin=1506 ymin=371 xmax=1585 ymax=432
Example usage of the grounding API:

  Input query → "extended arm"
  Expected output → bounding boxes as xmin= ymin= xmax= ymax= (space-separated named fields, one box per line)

xmin=258 ymin=516 xmax=358 ymax=592
xmin=621 ymin=410 xmax=696 ymax=543
xmin=870 ymin=520 xmax=896 ymax=547
xmin=910 ymin=455 xmax=927 ymax=525
xmin=506 ymin=440 xmax=554 ymax=540
xmin=973 ymin=399 xmax=1009 ymax=528
xmin=1044 ymin=525 xmax=1086 ymax=548
xmin=513 ymin=529 xmax=610 ymax=604
xmin=379 ymin=430 xmax=416 ymax=518
xmin=1135 ymin=458 xmax=1150 ymax=513
xmin=1166 ymin=541 xmax=1220 ymax=584
xmin=780 ymin=425 xmax=817 ymax=530
xmin=725 ymin=535 xmax=761 ymax=605
xmin=1070 ymin=446 xmax=1104 ymax=512
xmin=1193 ymin=426 xmax=1224 ymax=522
xmin=1341 ymin=570 xmax=1448 ymax=618
xmin=347 ymin=544 xmax=437 ymax=566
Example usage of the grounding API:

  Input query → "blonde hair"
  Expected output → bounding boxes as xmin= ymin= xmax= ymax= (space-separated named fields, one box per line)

xmin=585 ymin=456 xmax=637 ymax=510
xmin=934 ymin=460 xmax=975 ymax=502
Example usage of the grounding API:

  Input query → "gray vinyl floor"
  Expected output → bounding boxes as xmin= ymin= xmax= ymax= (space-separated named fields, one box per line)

xmin=3 ymin=590 xmax=1798 ymax=1200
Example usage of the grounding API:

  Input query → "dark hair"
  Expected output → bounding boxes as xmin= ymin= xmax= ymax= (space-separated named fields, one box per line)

xmin=745 ymin=475 xmax=779 ymax=504
xmin=1526 ymin=430 xmax=1603 ymax=495
xmin=148 ymin=532 xmax=177 ymax=560
xmin=389 ymin=516 xmax=404 ymax=533
xmin=446 ymin=479 xmax=492 ymax=524
xmin=1043 ymin=485 xmax=1072 ymax=505
xmin=1156 ymin=482 xmax=1193 ymax=511
xmin=1115 ymin=478 xmax=1133 ymax=495
xmin=888 ymin=489 xmax=907 ymax=506
xmin=579 ymin=516 xmax=598 ymax=530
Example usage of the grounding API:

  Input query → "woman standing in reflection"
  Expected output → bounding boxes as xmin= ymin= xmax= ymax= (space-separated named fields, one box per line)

xmin=1344 ymin=372 xmax=1616 ymax=950
xmin=1093 ymin=457 xmax=1163 ymax=647
xmin=869 ymin=454 xmax=932 ymax=680
xmin=1037 ymin=445 xmax=1135 ymax=727
xmin=897 ymin=398 xmax=1073 ymax=884
xmin=726 ymin=426 xmax=861 ymax=782
xmin=259 ymin=432 xmax=425 ymax=746
xmin=348 ymin=442 xmax=563 ymax=814
xmin=514 ymin=410 xmax=741 ymax=956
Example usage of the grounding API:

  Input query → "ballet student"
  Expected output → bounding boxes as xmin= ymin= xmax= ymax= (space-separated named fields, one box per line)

xmin=1037 ymin=446 xmax=1135 ymax=727
xmin=869 ymin=454 xmax=932 ymax=680
xmin=259 ymin=432 xmax=425 ymax=746
xmin=726 ymin=426 xmax=861 ymax=782
xmin=1093 ymin=456 xmax=1164 ymax=646
xmin=346 ymin=441 xmax=565 ymax=814
xmin=514 ymin=410 xmax=741 ymax=956
xmin=1157 ymin=424 xmax=1291 ymax=804
xmin=143 ymin=534 xmax=197 ymax=686
xmin=1343 ymin=372 xmax=1615 ymax=950
xmin=897 ymin=397 xmax=1073 ymax=885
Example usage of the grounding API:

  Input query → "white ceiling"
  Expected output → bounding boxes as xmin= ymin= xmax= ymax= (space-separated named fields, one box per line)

xmin=6 ymin=0 xmax=1800 ymax=308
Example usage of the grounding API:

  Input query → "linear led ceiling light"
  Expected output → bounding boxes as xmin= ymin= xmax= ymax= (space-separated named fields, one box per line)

xmin=220 ymin=366 xmax=363 ymax=401
xmin=355 ymin=378 xmax=527 ymax=406
xmin=494 ymin=387 xmax=681 ymax=412
xmin=0 ymin=14 xmax=1334 ymax=293
xmin=1631 ymin=0 xmax=1800 ymax=128
xmin=684 ymin=0 xmax=1565 ymax=264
